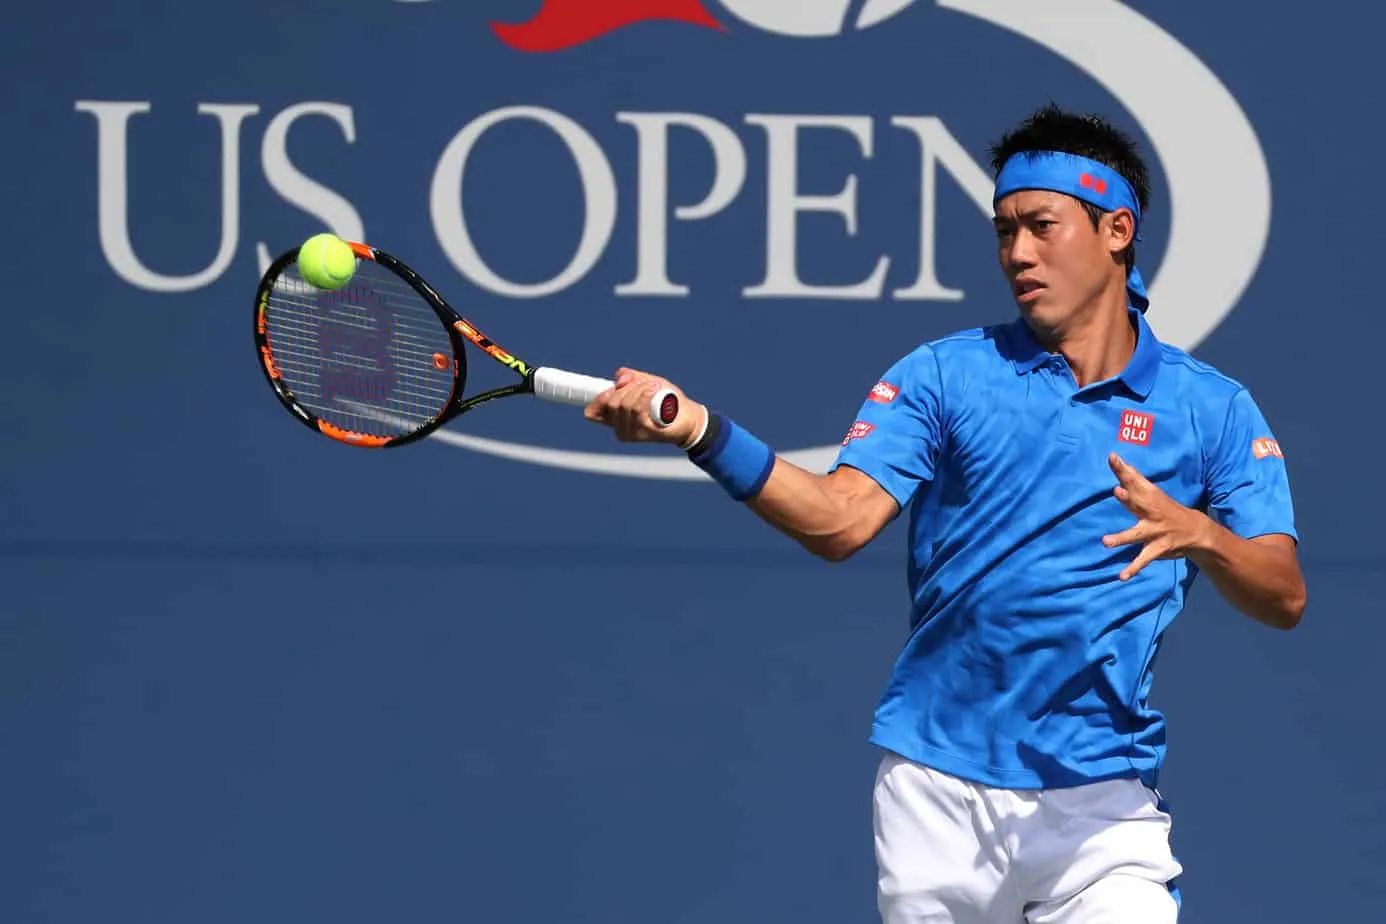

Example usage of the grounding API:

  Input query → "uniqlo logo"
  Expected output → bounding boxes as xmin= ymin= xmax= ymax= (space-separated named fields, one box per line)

xmin=1079 ymin=172 xmax=1109 ymax=195
xmin=869 ymin=381 xmax=899 ymax=404
xmin=1118 ymin=411 xmax=1153 ymax=445
xmin=842 ymin=420 xmax=875 ymax=446
xmin=1252 ymin=438 xmax=1284 ymax=460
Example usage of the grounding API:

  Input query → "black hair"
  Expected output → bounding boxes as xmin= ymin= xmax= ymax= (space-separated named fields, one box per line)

xmin=989 ymin=104 xmax=1150 ymax=270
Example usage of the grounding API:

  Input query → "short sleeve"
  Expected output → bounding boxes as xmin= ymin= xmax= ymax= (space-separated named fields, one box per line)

xmin=1205 ymin=388 xmax=1298 ymax=542
xmin=827 ymin=343 xmax=945 ymax=510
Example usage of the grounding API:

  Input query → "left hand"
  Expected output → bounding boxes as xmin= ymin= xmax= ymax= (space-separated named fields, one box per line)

xmin=1101 ymin=453 xmax=1213 ymax=581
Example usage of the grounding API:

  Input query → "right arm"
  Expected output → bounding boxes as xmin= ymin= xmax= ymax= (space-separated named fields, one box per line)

xmin=744 ymin=458 xmax=901 ymax=561
xmin=587 ymin=350 xmax=943 ymax=561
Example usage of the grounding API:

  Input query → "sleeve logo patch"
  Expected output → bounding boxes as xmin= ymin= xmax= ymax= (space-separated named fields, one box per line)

xmin=1252 ymin=438 xmax=1284 ymax=459
xmin=869 ymin=381 xmax=899 ymax=404
xmin=842 ymin=420 xmax=875 ymax=446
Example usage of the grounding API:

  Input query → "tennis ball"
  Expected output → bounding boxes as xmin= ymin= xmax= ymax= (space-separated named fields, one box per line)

xmin=297 ymin=233 xmax=356 ymax=291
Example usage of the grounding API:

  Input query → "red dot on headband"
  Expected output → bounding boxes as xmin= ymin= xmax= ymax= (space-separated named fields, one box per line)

xmin=1078 ymin=172 xmax=1108 ymax=195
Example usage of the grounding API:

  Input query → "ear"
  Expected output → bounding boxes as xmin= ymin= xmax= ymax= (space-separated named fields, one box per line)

xmin=1105 ymin=207 xmax=1136 ymax=255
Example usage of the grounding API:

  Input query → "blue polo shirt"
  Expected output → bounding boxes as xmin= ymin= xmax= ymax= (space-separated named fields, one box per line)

xmin=831 ymin=308 xmax=1297 ymax=790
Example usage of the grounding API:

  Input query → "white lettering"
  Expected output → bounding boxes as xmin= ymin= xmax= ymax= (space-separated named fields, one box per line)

xmin=615 ymin=113 xmax=747 ymax=297
xmin=77 ymin=101 xmax=258 ymax=292
xmin=889 ymin=116 xmax=994 ymax=301
xmin=255 ymin=102 xmax=366 ymax=276
xmin=429 ymin=106 xmax=616 ymax=298
xmin=743 ymin=114 xmax=888 ymax=300
xmin=79 ymin=103 xmax=1020 ymax=302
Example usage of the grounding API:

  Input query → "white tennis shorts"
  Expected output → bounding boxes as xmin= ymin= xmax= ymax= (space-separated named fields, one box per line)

xmin=873 ymin=751 xmax=1183 ymax=924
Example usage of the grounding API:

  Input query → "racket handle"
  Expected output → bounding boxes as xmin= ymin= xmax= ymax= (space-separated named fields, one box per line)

xmin=532 ymin=367 xmax=679 ymax=428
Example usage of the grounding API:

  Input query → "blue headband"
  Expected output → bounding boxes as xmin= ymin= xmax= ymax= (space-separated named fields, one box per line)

xmin=993 ymin=151 xmax=1148 ymax=312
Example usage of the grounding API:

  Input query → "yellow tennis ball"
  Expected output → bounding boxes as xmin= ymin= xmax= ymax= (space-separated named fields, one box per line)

xmin=297 ymin=233 xmax=356 ymax=291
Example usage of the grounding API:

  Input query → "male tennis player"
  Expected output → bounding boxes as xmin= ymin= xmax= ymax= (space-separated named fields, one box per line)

xmin=585 ymin=104 xmax=1304 ymax=923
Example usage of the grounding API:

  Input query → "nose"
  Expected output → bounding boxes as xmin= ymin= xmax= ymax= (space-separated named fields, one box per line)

xmin=1003 ymin=227 xmax=1038 ymax=273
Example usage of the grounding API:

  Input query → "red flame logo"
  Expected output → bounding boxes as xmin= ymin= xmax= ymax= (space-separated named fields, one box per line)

xmin=492 ymin=0 xmax=725 ymax=53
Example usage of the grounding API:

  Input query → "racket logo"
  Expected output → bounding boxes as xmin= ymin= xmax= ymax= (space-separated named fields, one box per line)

xmin=259 ymin=345 xmax=281 ymax=380
xmin=656 ymin=391 xmax=680 ymax=425
xmin=453 ymin=320 xmax=531 ymax=376
xmin=319 ymin=292 xmax=397 ymax=406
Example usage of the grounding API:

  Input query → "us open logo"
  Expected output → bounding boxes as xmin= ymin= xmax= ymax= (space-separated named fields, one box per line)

xmin=79 ymin=1 xmax=1272 ymax=482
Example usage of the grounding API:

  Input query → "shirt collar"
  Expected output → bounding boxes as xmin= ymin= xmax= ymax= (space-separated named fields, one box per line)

xmin=1120 ymin=308 xmax=1161 ymax=398
xmin=1006 ymin=319 xmax=1051 ymax=374
xmin=1006 ymin=307 xmax=1161 ymax=398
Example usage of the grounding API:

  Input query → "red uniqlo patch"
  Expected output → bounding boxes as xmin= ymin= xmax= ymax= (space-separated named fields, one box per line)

xmin=1079 ymin=172 xmax=1108 ymax=195
xmin=869 ymin=381 xmax=899 ymax=404
xmin=1252 ymin=438 xmax=1284 ymax=460
xmin=1118 ymin=410 xmax=1153 ymax=445
xmin=842 ymin=420 xmax=875 ymax=446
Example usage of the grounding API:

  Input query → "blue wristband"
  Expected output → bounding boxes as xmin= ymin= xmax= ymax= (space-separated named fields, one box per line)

xmin=690 ymin=413 xmax=775 ymax=501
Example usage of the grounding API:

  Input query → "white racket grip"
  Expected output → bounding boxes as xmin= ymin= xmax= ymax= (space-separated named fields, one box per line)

xmin=532 ymin=367 xmax=611 ymax=406
xmin=532 ymin=367 xmax=678 ymax=428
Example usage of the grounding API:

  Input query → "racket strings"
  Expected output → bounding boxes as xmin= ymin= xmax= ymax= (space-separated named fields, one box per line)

xmin=263 ymin=261 xmax=458 ymax=438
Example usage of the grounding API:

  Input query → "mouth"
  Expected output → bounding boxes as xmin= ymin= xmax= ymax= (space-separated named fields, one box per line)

xmin=1012 ymin=279 xmax=1045 ymax=303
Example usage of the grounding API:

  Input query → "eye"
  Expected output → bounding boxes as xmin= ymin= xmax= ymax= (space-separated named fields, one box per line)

xmin=1035 ymin=219 xmax=1057 ymax=230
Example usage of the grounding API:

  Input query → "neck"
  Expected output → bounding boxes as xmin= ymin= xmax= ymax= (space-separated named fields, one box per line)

xmin=1032 ymin=282 xmax=1135 ymax=388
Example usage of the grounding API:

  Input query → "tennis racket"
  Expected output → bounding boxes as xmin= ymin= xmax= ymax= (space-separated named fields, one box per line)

xmin=253 ymin=240 xmax=679 ymax=448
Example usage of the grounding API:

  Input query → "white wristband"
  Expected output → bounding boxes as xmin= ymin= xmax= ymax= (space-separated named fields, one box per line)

xmin=679 ymin=406 xmax=710 ymax=451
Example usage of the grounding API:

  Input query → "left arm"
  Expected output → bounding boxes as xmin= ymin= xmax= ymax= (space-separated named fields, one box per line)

xmin=1100 ymin=453 xmax=1305 ymax=629
xmin=1187 ymin=526 xmax=1304 ymax=630
xmin=1103 ymin=387 xmax=1305 ymax=630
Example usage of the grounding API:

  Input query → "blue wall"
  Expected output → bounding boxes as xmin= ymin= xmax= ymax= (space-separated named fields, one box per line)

xmin=2 ymin=1 xmax=1380 ymax=921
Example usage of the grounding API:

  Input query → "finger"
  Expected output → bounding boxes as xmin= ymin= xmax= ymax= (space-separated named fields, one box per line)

xmin=583 ymin=386 xmax=619 ymax=423
xmin=1113 ymin=484 xmax=1141 ymax=513
xmin=1102 ymin=523 xmax=1149 ymax=548
xmin=1108 ymin=453 xmax=1135 ymax=485
xmin=584 ymin=400 xmax=613 ymax=424
xmin=611 ymin=404 xmax=642 ymax=441
xmin=614 ymin=381 xmax=662 ymax=440
xmin=1119 ymin=541 xmax=1166 ymax=581
xmin=614 ymin=367 xmax=653 ymax=389
xmin=614 ymin=379 xmax=657 ymax=419
xmin=1108 ymin=453 xmax=1153 ymax=491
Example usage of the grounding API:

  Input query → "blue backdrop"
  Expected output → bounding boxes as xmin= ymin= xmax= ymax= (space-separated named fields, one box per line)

xmin=2 ymin=1 xmax=1380 ymax=921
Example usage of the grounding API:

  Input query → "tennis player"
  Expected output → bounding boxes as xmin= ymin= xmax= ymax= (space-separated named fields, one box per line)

xmin=585 ymin=104 xmax=1304 ymax=923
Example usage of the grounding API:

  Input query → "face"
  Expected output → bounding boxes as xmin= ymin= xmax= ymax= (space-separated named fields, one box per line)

xmin=992 ymin=190 xmax=1132 ymax=336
